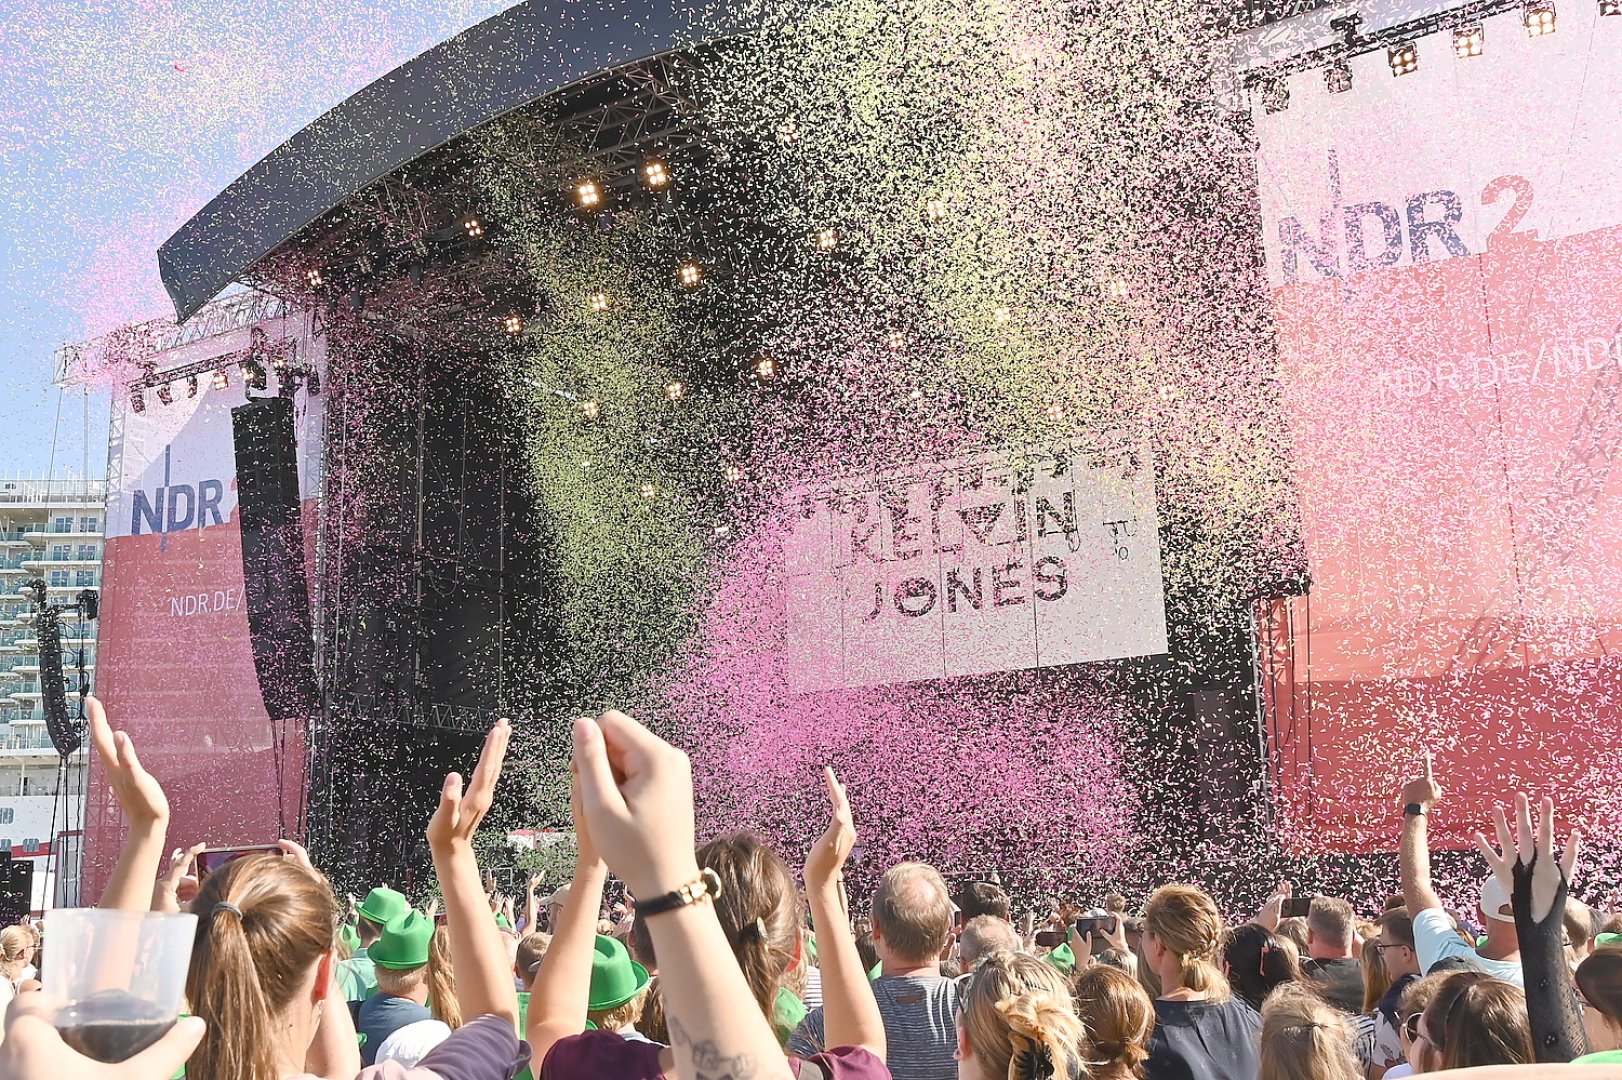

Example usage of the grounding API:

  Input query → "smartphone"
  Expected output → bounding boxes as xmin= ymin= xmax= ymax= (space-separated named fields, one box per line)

xmin=1283 ymin=897 xmax=1313 ymax=919
xmin=1075 ymin=916 xmax=1119 ymax=937
xmin=1034 ymin=930 xmax=1068 ymax=948
xmin=196 ymin=845 xmax=283 ymax=878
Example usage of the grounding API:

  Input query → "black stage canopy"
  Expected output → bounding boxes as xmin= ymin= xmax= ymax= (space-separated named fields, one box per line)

xmin=157 ymin=0 xmax=748 ymax=323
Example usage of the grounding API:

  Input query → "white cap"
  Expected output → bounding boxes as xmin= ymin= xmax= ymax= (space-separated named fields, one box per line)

xmin=544 ymin=882 xmax=572 ymax=907
xmin=1480 ymin=876 xmax=1516 ymax=923
xmin=376 ymin=1019 xmax=452 ymax=1067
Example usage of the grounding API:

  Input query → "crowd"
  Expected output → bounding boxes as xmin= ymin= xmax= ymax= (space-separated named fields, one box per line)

xmin=0 ymin=698 xmax=1619 ymax=1079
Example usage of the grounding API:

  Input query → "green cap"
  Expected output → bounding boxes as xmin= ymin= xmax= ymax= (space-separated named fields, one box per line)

xmin=357 ymin=887 xmax=410 ymax=927
xmin=371 ymin=910 xmax=433 ymax=970
xmin=496 ymin=912 xmax=512 ymax=930
xmin=1045 ymin=942 xmax=1076 ymax=975
xmin=338 ymin=923 xmax=361 ymax=954
xmin=1595 ymin=933 xmax=1622 ymax=950
xmin=587 ymin=934 xmax=650 ymax=1012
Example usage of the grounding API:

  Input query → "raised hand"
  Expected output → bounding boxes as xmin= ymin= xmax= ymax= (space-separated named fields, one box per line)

xmin=1256 ymin=879 xmax=1292 ymax=930
xmin=805 ymin=767 xmax=855 ymax=895
xmin=152 ymin=842 xmax=207 ymax=913
xmin=1475 ymin=793 xmax=1580 ymax=923
xmin=570 ymin=710 xmax=696 ymax=900
xmin=277 ymin=838 xmax=317 ymax=876
xmin=428 ymin=719 xmax=511 ymax=854
xmin=87 ymin=696 xmax=167 ymax=825
xmin=1400 ymin=752 xmax=1444 ymax=810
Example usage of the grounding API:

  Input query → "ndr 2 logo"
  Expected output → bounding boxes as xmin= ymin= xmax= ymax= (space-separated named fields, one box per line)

xmin=131 ymin=478 xmax=229 ymax=535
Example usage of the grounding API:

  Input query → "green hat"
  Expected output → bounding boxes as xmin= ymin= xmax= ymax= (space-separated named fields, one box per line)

xmin=1045 ymin=942 xmax=1076 ymax=975
xmin=338 ymin=923 xmax=361 ymax=954
xmin=358 ymin=887 xmax=410 ymax=927
xmin=1596 ymin=933 xmax=1622 ymax=950
xmin=495 ymin=912 xmax=512 ymax=930
xmin=371 ymin=911 xmax=433 ymax=970
xmin=588 ymin=934 xmax=650 ymax=1012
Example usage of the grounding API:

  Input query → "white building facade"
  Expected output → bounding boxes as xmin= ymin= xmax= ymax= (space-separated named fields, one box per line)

xmin=0 ymin=479 xmax=103 ymax=910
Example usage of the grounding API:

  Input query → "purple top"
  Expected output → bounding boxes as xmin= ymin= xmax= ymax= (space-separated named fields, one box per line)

xmin=541 ymin=1031 xmax=891 ymax=1080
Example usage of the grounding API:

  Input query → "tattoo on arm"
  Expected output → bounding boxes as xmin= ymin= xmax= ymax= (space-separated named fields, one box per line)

xmin=668 ymin=1018 xmax=762 ymax=1080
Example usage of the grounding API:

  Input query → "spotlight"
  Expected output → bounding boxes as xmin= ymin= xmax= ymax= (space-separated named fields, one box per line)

xmin=462 ymin=214 xmax=485 ymax=238
xmin=503 ymin=313 xmax=525 ymax=335
xmin=640 ymin=482 xmax=659 ymax=499
xmin=908 ymin=388 xmax=924 ymax=402
xmin=676 ymin=262 xmax=703 ymax=289
xmin=305 ymin=268 xmax=324 ymax=287
xmin=925 ymin=199 xmax=948 ymax=222
xmin=641 ymin=159 xmax=670 ymax=190
xmin=1046 ymin=403 xmax=1065 ymax=420
xmin=581 ymin=400 xmax=601 ymax=420
xmin=753 ymin=356 xmax=778 ymax=380
xmin=815 ymin=227 xmax=839 ymax=251
xmin=186 ymin=375 xmax=198 ymax=399
xmin=212 ymin=369 xmax=229 ymax=390
xmin=240 ymin=359 xmax=268 ymax=391
xmin=1105 ymin=278 xmax=1131 ymax=299
xmin=723 ymin=465 xmax=743 ymax=482
xmin=590 ymin=292 xmax=611 ymax=312
xmin=1453 ymin=25 xmax=1485 ymax=56
xmin=130 ymin=390 xmax=145 ymax=414
xmin=1261 ymin=78 xmax=1289 ymax=114
xmin=993 ymin=306 xmax=1012 ymax=324
xmin=1604 ymin=0 xmax=1621 ymax=15
xmin=574 ymin=180 xmax=602 ymax=208
xmin=886 ymin=330 xmax=906 ymax=350
xmin=664 ymin=380 xmax=685 ymax=402
xmin=1525 ymin=1 xmax=1556 ymax=34
xmin=777 ymin=120 xmax=801 ymax=143
xmin=1324 ymin=59 xmax=1353 ymax=93
xmin=155 ymin=383 xmax=173 ymax=405
xmin=1388 ymin=43 xmax=1418 ymax=75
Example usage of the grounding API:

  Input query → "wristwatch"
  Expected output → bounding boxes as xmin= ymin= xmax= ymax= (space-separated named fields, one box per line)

xmin=1403 ymin=803 xmax=1426 ymax=817
xmin=638 ymin=867 xmax=724 ymax=918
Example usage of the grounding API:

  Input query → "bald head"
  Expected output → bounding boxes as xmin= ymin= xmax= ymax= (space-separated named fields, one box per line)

xmin=959 ymin=915 xmax=1022 ymax=968
xmin=873 ymin=862 xmax=953 ymax=965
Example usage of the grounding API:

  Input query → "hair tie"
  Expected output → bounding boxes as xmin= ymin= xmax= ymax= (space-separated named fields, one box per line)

xmin=740 ymin=916 xmax=767 ymax=940
xmin=213 ymin=902 xmax=244 ymax=919
xmin=1014 ymin=1043 xmax=1056 ymax=1080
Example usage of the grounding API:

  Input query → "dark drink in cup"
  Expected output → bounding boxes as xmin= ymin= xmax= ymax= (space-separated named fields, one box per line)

xmin=54 ymin=991 xmax=176 ymax=1063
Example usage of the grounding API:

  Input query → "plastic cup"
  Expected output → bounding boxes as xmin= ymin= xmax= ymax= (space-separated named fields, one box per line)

xmin=42 ymin=908 xmax=198 ymax=1063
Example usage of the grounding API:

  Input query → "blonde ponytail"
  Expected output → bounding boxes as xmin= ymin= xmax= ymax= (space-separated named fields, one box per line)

xmin=1143 ymin=884 xmax=1231 ymax=1002
xmin=963 ymin=952 xmax=1087 ymax=1080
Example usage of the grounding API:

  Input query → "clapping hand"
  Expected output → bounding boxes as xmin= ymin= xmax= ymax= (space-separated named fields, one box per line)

xmin=1475 ymin=793 xmax=1580 ymax=923
xmin=87 ymin=696 xmax=167 ymax=825
xmin=429 ymin=719 xmax=511 ymax=855
xmin=805 ymin=767 xmax=855 ymax=916
xmin=153 ymin=843 xmax=206 ymax=913
xmin=570 ymin=710 xmax=697 ymax=900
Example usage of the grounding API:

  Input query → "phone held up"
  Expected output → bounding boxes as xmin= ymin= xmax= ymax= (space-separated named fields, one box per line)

xmin=195 ymin=845 xmax=284 ymax=879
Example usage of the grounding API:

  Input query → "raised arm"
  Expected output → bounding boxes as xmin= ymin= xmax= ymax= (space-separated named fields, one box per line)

xmin=1477 ymin=794 xmax=1584 ymax=1063
xmin=525 ymin=872 xmax=541 ymax=935
xmin=427 ymin=718 xmax=519 ymax=1027
xmin=526 ymin=773 xmax=609 ymax=1065
xmin=574 ymin=711 xmax=793 ymax=1080
xmin=87 ymin=697 xmax=170 ymax=912
xmin=805 ymin=767 xmax=885 ymax=1060
xmin=1399 ymin=754 xmax=1445 ymax=915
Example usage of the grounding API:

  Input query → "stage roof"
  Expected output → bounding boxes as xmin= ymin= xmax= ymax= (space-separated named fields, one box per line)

xmin=157 ymin=0 xmax=746 ymax=323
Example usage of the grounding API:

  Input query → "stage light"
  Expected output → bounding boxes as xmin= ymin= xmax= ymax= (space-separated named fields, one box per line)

xmin=306 ymin=268 xmax=324 ymax=287
xmin=503 ymin=313 xmax=525 ymax=335
xmin=1260 ymin=78 xmax=1289 ymax=114
xmin=993 ymin=306 xmax=1012 ymax=324
xmin=1046 ymin=403 xmax=1065 ymax=420
xmin=186 ymin=375 xmax=198 ymax=399
xmin=753 ymin=356 xmax=778 ymax=380
xmin=1388 ymin=43 xmax=1418 ymax=76
xmin=212 ymin=369 xmax=229 ymax=390
xmin=642 ymin=159 xmax=670 ymax=190
xmin=1324 ymin=59 xmax=1353 ymax=93
xmin=908 ymin=388 xmax=924 ymax=402
xmin=1453 ymin=25 xmax=1485 ymax=57
xmin=777 ymin=120 xmax=801 ymax=143
xmin=886 ymin=330 xmax=906 ymax=350
xmin=676 ymin=261 xmax=703 ymax=289
xmin=640 ymin=482 xmax=659 ymax=499
xmin=240 ymin=359 xmax=268 ymax=391
xmin=723 ymin=465 xmax=743 ymax=482
xmin=714 ymin=523 xmax=732 ymax=537
xmin=664 ymin=380 xmax=685 ymax=402
xmin=1604 ymin=1 xmax=1622 ymax=15
xmin=131 ymin=390 xmax=145 ymax=414
xmin=925 ymin=199 xmax=948 ymax=222
xmin=462 ymin=214 xmax=486 ymax=238
xmin=580 ymin=400 xmax=601 ymax=420
xmin=156 ymin=383 xmax=174 ymax=406
xmin=590 ymin=292 xmax=611 ymax=312
xmin=1525 ymin=1 xmax=1556 ymax=34
xmin=815 ymin=227 xmax=839 ymax=251
xmin=1105 ymin=277 xmax=1131 ymax=299
xmin=574 ymin=180 xmax=603 ymax=208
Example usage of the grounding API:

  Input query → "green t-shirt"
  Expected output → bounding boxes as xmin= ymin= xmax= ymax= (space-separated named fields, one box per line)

xmin=1574 ymin=1050 xmax=1622 ymax=1063
xmin=773 ymin=986 xmax=807 ymax=1047
xmin=336 ymin=948 xmax=377 ymax=1002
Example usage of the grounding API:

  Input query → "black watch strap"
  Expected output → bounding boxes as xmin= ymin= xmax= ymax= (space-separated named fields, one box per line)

xmin=638 ymin=867 xmax=723 ymax=918
xmin=1404 ymin=802 xmax=1426 ymax=817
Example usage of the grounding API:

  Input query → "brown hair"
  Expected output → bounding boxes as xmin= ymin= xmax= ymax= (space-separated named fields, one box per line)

xmin=1142 ymin=884 xmax=1229 ymax=1001
xmin=1259 ymin=982 xmax=1360 ymax=1080
xmin=873 ymin=862 xmax=953 ymax=965
xmin=1360 ymin=931 xmax=1391 ymax=1013
xmin=1578 ymin=950 xmax=1622 ymax=1034
xmin=1438 ymin=976 xmax=1532 ymax=1069
xmin=1307 ymin=897 xmax=1356 ymax=952
xmin=1074 ymin=963 xmax=1154 ymax=1078
xmin=636 ymin=976 xmax=670 ymax=1044
xmin=427 ymin=924 xmax=461 ymax=1030
xmin=1223 ymin=923 xmax=1300 ymax=1011
xmin=1275 ymin=916 xmax=1310 ymax=954
xmin=515 ymin=931 xmax=550 ymax=990
xmin=960 ymin=881 xmax=1013 ymax=922
xmin=186 ymin=854 xmax=340 ymax=1080
xmin=696 ymin=832 xmax=802 ymax=1027
xmin=962 ymin=950 xmax=1088 ymax=1080
xmin=1377 ymin=908 xmax=1415 ymax=949
xmin=1566 ymin=901 xmax=1595 ymax=953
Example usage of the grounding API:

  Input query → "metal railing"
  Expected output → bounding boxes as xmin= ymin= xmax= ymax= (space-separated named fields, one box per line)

xmin=0 ymin=480 xmax=106 ymax=505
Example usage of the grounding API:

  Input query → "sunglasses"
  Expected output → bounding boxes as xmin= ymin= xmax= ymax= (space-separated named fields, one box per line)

xmin=1402 ymin=1014 xmax=1425 ymax=1043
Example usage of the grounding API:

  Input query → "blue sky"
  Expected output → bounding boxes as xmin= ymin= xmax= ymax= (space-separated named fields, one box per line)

xmin=0 ymin=1 xmax=515 ymax=479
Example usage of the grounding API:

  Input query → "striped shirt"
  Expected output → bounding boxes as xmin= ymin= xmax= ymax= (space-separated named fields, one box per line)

xmin=789 ymin=974 xmax=958 ymax=1080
